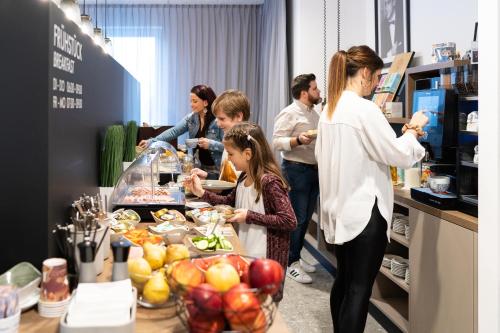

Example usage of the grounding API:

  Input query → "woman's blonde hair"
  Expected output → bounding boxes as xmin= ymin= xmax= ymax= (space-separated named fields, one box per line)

xmin=223 ymin=122 xmax=288 ymax=202
xmin=327 ymin=45 xmax=384 ymax=119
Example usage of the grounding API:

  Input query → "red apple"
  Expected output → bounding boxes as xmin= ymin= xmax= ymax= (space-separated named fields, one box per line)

xmin=205 ymin=262 xmax=240 ymax=292
xmin=230 ymin=308 xmax=267 ymax=333
xmin=186 ymin=283 xmax=223 ymax=316
xmin=188 ymin=311 xmax=225 ymax=333
xmin=168 ymin=260 xmax=205 ymax=294
xmin=223 ymin=283 xmax=264 ymax=330
xmin=249 ymin=258 xmax=284 ymax=295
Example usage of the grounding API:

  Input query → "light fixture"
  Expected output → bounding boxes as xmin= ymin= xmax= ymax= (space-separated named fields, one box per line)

xmin=93 ymin=0 xmax=105 ymax=49
xmin=60 ymin=0 xmax=81 ymax=25
xmin=103 ymin=0 xmax=112 ymax=54
xmin=80 ymin=0 xmax=94 ymax=37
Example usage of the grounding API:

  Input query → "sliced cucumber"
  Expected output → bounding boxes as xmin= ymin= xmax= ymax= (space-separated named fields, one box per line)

xmin=195 ymin=239 xmax=209 ymax=250
xmin=208 ymin=241 xmax=217 ymax=248
xmin=222 ymin=240 xmax=233 ymax=250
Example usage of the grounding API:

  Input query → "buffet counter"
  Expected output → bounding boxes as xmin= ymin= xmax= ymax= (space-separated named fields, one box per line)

xmin=393 ymin=185 xmax=478 ymax=232
xmin=19 ymin=223 xmax=290 ymax=333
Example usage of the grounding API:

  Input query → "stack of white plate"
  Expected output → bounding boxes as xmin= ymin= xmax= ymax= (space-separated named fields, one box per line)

xmin=405 ymin=225 xmax=410 ymax=240
xmin=38 ymin=297 xmax=71 ymax=318
xmin=382 ymin=254 xmax=399 ymax=268
xmin=391 ymin=257 xmax=409 ymax=278
xmin=405 ymin=268 xmax=410 ymax=285
xmin=393 ymin=216 xmax=409 ymax=235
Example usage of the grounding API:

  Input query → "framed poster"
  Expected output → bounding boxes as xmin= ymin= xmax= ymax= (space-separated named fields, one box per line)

xmin=375 ymin=0 xmax=410 ymax=61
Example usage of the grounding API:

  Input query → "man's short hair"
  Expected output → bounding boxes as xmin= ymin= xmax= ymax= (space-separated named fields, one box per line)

xmin=211 ymin=90 xmax=250 ymax=121
xmin=291 ymin=73 xmax=316 ymax=100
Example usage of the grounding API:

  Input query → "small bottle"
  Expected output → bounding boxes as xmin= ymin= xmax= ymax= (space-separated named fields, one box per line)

xmin=78 ymin=240 xmax=97 ymax=283
xmin=111 ymin=241 xmax=131 ymax=281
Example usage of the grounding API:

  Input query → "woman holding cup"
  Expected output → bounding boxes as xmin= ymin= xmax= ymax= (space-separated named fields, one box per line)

xmin=138 ymin=85 xmax=224 ymax=173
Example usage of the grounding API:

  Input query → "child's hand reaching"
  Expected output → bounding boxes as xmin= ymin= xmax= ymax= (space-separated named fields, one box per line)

xmin=183 ymin=174 xmax=205 ymax=197
xmin=227 ymin=209 xmax=248 ymax=223
xmin=191 ymin=168 xmax=208 ymax=179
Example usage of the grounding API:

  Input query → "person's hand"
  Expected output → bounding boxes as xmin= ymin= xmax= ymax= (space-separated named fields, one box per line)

xmin=138 ymin=140 xmax=149 ymax=149
xmin=298 ymin=132 xmax=314 ymax=145
xmin=183 ymin=174 xmax=204 ymax=197
xmin=191 ymin=168 xmax=208 ymax=179
xmin=198 ymin=137 xmax=210 ymax=149
xmin=227 ymin=209 xmax=248 ymax=223
xmin=410 ymin=111 xmax=429 ymax=128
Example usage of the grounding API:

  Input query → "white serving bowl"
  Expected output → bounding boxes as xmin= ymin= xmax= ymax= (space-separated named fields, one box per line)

xmin=429 ymin=176 xmax=450 ymax=193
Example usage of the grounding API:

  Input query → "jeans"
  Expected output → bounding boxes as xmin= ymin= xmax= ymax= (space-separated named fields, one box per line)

xmin=330 ymin=199 xmax=388 ymax=333
xmin=282 ymin=160 xmax=319 ymax=265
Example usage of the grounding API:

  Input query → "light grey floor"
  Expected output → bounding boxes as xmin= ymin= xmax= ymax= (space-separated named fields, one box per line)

xmin=280 ymin=249 xmax=387 ymax=333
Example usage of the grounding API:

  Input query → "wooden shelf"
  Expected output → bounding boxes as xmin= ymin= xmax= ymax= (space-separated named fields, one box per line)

xmin=379 ymin=265 xmax=409 ymax=292
xmin=387 ymin=117 xmax=409 ymax=124
xmin=406 ymin=60 xmax=470 ymax=75
xmin=391 ymin=231 xmax=409 ymax=248
xmin=460 ymin=160 xmax=478 ymax=168
xmin=371 ymin=297 xmax=409 ymax=333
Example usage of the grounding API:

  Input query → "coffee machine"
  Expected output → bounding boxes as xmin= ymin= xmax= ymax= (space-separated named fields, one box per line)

xmin=410 ymin=88 xmax=458 ymax=209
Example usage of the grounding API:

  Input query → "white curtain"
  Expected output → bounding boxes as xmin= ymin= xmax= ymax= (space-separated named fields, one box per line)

xmin=86 ymin=3 xmax=287 ymax=138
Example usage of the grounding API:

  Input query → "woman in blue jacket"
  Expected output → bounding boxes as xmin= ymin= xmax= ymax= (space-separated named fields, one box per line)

xmin=139 ymin=85 xmax=224 ymax=171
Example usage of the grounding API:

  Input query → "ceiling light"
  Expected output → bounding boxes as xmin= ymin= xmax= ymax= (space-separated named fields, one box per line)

xmin=60 ymin=0 xmax=81 ymax=25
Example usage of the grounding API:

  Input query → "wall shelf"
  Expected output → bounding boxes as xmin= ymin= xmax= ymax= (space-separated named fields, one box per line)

xmin=460 ymin=160 xmax=478 ymax=168
xmin=371 ymin=297 xmax=409 ymax=333
xmin=459 ymin=96 xmax=478 ymax=101
xmin=459 ymin=130 xmax=478 ymax=136
xmin=379 ymin=266 xmax=409 ymax=293
xmin=391 ymin=231 xmax=409 ymax=248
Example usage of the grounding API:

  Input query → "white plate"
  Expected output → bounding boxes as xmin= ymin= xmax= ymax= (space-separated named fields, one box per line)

xmin=201 ymin=180 xmax=236 ymax=191
xmin=20 ymin=288 xmax=40 ymax=312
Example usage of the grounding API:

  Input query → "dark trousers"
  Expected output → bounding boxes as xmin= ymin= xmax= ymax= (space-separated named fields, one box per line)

xmin=282 ymin=160 xmax=320 ymax=265
xmin=330 ymin=199 xmax=388 ymax=333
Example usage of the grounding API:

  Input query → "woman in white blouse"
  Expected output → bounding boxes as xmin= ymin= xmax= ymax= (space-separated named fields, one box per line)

xmin=315 ymin=45 xmax=428 ymax=333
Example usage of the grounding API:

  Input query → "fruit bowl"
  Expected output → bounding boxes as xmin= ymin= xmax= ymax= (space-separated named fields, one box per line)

xmin=129 ymin=269 xmax=176 ymax=311
xmin=167 ymin=255 xmax=283 ymax=333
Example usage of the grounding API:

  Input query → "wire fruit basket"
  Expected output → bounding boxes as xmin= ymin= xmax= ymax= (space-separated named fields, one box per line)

xmin=166 ymin=254 xmax=283 ymax=333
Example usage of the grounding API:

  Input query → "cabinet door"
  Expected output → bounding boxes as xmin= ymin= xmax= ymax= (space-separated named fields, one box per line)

xmin=409 ymin=208 xmax=474 ymax=333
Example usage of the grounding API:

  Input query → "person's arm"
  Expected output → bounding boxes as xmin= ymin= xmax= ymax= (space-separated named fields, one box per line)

xmin=272 ymin=110 xmax=297 ymax=151
xmin=200 ymin=186 xmax=237 ymax=206
xmin=151 ymin=114 xmax=190 ymax=144
xmin=207 ymin=139 xmax=224 ymax=152
xmin=359 ymin=105 xmax=425 ymax=169
xmin=245 ymin=176 xmax=297 ymax=231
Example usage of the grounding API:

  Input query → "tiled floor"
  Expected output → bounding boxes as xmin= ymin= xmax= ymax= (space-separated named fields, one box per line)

xmin=280 ymin=250 xmax=387 ymax=333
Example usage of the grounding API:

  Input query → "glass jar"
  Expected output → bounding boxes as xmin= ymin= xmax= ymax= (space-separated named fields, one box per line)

xmin=439 ymin=68 xmax=452 ymax=89
xmin=181 ymin=155 xmax=194 ymax=174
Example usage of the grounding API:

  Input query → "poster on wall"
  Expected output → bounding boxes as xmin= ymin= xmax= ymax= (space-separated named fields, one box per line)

xmin=375 ymin=0 xmax=410 ymax=62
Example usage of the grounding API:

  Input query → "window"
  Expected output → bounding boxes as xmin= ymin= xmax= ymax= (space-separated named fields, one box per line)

xmin=111 ymin=36 xmax=156 ymax=124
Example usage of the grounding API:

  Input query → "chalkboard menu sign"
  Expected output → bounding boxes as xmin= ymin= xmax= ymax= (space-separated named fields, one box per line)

xmin=0 ymin=0 xmax=140 ymax=272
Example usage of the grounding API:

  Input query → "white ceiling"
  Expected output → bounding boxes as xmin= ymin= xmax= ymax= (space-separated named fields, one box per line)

xmin=99 ymin=0 xmax=264 ymax=4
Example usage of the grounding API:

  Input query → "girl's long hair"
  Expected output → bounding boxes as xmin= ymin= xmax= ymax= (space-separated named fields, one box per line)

xmin=191 ymin=85 xmax=217 ymax=136
xmin=326 ymin=45 xmax=384 ymax=119
xmin=224 ymin=122 xmax=288 ymax=202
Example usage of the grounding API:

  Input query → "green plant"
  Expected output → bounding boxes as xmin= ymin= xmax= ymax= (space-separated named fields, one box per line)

xmin=100 ymin=125 xmax=125 ymax=187
xmin=124 ymin=120 xmax=138 ymax=162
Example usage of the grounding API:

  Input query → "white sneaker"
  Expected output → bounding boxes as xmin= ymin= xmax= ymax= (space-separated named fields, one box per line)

xmin=287 ymin=262 xmax=313 ymax=284
xmin=300 ymin=258 xmax=317 ymax=273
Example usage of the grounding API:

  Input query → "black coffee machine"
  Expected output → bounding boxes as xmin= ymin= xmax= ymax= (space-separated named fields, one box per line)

xmin=410 ymin=88 xmax=458 ymax=209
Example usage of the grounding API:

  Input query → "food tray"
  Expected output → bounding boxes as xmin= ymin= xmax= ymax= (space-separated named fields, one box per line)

xmin=150 ymin=209 xmax=186 ymax=224
xmin=185 ymin=236 xmax=235 ymax=255
xmin=59 ymin=288 xmax=137 ymax=333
